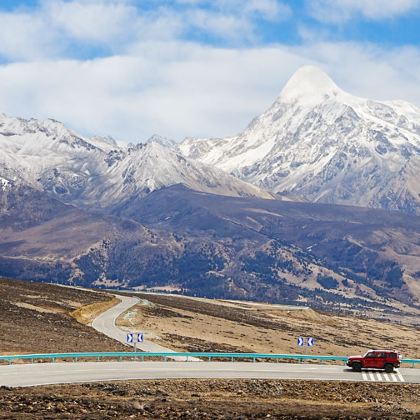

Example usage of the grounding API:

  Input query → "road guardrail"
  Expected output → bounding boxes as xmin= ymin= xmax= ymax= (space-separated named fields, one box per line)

xmin=0 ymin=352 xmax=419 ymax=366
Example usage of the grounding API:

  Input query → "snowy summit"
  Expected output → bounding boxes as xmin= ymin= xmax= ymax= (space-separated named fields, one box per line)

xmin=180 ymin=66 xmax=420 ymax=214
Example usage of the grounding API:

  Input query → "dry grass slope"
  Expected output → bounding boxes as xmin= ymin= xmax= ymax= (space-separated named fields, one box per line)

xmin=0 ymin=278 xmax=126 ymax=354
xmin=116 ymin=293 xmax=420 ymax=359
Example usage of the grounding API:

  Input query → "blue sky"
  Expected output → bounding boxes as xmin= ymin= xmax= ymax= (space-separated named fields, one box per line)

xmin=0 ymin=0 xmax=419 ymax=142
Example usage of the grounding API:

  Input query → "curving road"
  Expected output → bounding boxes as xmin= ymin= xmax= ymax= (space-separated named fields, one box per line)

xmin=91 ymin=295 xmax=140 ymax=343
xmin=0 ymin=362 xmax=418 ymax=388
xmin=91 ymin=294 xmax=200 ymax=361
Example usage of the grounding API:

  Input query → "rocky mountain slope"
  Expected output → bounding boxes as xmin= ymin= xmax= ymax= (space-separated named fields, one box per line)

xmin=0 ymin=113 xmax=270 ymax=208
xmin=113 ymin=185 xmax=420 ymax=308
xmin=180 ymin=66 xmax=420 ymax=214
xmin=1 ymin=183 xmax=419 ymax=314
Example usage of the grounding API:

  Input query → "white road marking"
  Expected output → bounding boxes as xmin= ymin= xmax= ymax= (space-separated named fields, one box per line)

xmin=392 ymin=373 xmax=400 ymax=382
xmin=361 ymin=370 xmax=407 ymax=383
xmin=396 ymin=370 xmax=405 ymax=382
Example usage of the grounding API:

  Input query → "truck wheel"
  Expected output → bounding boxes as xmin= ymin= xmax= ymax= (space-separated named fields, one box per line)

xmin=352 ymin=362 xmax=362 ymax=372
xmin=384 ymin=363 xmax=394 ymax=373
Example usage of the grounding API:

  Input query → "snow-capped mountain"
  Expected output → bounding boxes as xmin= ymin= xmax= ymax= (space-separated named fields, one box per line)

xmin=0 ymin=113 xmax=271 ymax=208
xmin=144 ymin=134 xmax=177 ymax=148
xmin=179 ymin=66 xmax=420 ymax=214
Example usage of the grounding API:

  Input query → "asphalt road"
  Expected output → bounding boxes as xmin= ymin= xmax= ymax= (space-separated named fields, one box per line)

xmin=91 ymin=295 xmax=140 ymax=343
xmin=0 ymin=362 xmax=417 ymax=388
xmin=91 ymin=294 xmax=200 ymax=361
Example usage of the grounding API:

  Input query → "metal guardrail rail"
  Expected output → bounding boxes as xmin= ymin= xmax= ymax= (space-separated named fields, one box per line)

xmin=0 ymin=352 xmax=419 ymax=366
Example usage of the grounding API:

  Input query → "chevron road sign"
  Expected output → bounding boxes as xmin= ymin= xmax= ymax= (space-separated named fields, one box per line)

xmin=126 ymin=333 xmax=134 ymax=344
xmin=308 ymin=337 xmax=315 ymax=347
xmin=137 ymin=333 xmax=144 ymax=343
xmin=297 ymin=337 xmax=304 ymax=347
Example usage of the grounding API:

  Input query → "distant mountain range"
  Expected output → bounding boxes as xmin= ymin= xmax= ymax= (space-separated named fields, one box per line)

xmin=1 ymin=183 xmax=419 ymax=314
xmin=180 ymin=66 xmax=420 ymax=215
xmin=0 ymin=113 xmax=270 ymax=208
xmin=1 ymin=66 xmax=419 ymax=314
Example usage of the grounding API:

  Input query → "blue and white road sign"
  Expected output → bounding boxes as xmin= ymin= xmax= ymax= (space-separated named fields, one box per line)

xmin=126 ymin=333 xmax=134 ymax=343
xmin=307 ymin=337 xmax=315 ymax=347
xmin=137 ymin=332 xmax=144 ymax=343
xmin=297 ymin=337 xmax=304 ymax=347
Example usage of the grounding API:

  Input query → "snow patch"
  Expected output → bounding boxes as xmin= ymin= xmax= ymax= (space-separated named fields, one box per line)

xmin=0 ymin=177 xmax=11 ymax=191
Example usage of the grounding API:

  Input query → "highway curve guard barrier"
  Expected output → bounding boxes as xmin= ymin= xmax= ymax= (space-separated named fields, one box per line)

xmin=0 ymin=352 xmax=419 ymax=367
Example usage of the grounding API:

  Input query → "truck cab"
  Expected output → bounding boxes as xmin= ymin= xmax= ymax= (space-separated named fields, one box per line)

xmin=347 ymin=350 xmax=400 ymax=373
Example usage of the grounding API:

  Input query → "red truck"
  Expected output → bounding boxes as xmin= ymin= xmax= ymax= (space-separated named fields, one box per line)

xmin=347 ymin=350 xmax=401 ymax=373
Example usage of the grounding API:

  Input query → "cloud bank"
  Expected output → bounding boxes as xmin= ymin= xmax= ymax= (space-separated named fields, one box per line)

xmin=0 ymin=0 xmax=419 ymax=142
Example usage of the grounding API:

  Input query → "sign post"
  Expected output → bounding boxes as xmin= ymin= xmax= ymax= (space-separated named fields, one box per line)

xmin=297 ymin=336 xmax=315 ymax=360
xmin=127 ymin=332 xmax=134 ymax=352
xmin=127 ymin=332 xmax=144 ymax=352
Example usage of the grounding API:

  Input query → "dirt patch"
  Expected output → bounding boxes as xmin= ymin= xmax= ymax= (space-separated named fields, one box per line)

xmin=0 ymin=379 xmax=418 ymax=419
xmin=71 ymin=297 xmax=121 ymax=325
xmin=11 ymin=301 xmax=62 ymax=314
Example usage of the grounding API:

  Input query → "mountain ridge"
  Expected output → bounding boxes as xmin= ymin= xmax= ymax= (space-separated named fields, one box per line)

xmin=0 ymin=113 xmax=272 ymax=207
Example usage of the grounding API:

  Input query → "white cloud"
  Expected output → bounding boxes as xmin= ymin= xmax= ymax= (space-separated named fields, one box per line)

xmin=46 ymin=0 xmax=136 ymax=44
xmin=0 ymin=0 xmax=290 ymax=60
xmin=308 ymin=0 xmax=420 ymax=23
xmin=0 ymin=11 xmax=58 ymax=60
xmin=186 ymin=9 xmax=255 ymax=42
xmin=0 ymin=40 xmax=419 ymax=143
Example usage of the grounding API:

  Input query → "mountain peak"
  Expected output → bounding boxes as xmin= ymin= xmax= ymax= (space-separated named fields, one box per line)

xmin=145 ymin=134 xmax=176 ymax=148
xmin=279 ymin=65 xmax=342 ymax=105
